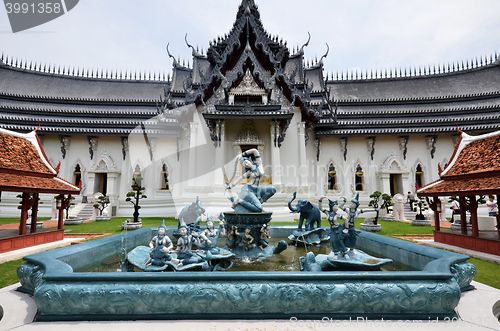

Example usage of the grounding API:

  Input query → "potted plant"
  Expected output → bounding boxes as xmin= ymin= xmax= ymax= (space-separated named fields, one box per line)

xmin=123 ymin=176 xmax=147 ymax=230
xmin=367 ymin=191 xmax=394 ymax=224
xmin=93 ymin=195 xmax=111 ymax=221
xmin=414 ymin=197 xmax=428 ymax=220
xmin=412 ymin=197 xmax=432 ymax=226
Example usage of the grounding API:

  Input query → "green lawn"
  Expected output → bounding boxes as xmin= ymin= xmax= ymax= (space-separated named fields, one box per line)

xmin=370 ymin=219 xmax=435 ymax=237
xmin=0 ymin=259 xmax=24 ymax=289
xmin=0 ymin=217 xmax=50 ymax=225
xmin=468 ymin=257 xmax=500 ymax=290
xmin=51 ymin=217 xmax=178 ymax=236
xmin=1 ymin=217 xmax=499 ymax=291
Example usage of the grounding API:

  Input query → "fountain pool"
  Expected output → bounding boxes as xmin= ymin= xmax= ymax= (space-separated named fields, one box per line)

xmin=17 ymin=226 xmax=476 ymax=321
xmin=76 ymin=237 xmax=416 ymax=273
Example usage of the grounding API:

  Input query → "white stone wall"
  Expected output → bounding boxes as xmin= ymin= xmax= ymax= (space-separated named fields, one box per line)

xmin=4 ymin=118 xmax=492 ymax=220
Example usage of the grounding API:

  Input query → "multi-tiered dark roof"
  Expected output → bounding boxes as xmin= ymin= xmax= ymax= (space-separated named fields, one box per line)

xmin=1 ymin=0 xmax=499 ymax=141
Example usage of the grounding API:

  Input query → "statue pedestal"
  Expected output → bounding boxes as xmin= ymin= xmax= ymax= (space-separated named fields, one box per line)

xmin=381 ymin=216 xmax=396 ymax=222
xmin=360 ymin=223 xmax=382 ymax=232
xmin=288 ymin=228 xmax=329 ymax=245
xmin=223 ymin=211 xmax=272 ymax=225
xmin=223 ymin=211 xmax=286 ymax=258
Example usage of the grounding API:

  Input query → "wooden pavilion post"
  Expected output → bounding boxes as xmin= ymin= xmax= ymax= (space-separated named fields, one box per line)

xmin=57 ymin=194 xmax=65 ymax=230
xmin=426 ymin=197 xmax=440 ymax=231
xmin=468 ymin=195 xmax=479 ymax=238
xmin=19 ymin=192 xmax=29 ymax=235
xmin=58 ymin=194 xmax=73 ymax=230
xmin=459 ymin=196 xmax=468 ymax=235
xmin=30 ymin=193 xmax=39 ymax=233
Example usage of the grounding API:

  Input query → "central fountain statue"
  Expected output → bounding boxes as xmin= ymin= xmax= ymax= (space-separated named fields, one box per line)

xmin=224 ymin=148 xmax=287 ymax=257
xmin=225 ymin=149 xmax=275 ymax=213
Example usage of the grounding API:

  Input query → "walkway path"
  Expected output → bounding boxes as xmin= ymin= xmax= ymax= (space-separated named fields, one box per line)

xmin=0 ymin=219 xmax=94 ymax=230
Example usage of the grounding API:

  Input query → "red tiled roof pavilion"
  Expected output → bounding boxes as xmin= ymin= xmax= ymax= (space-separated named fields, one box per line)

xmin=418 ymin=130 xmax=500 ymax=255
xmin=0 ymin=128 xmax=80 ymax=242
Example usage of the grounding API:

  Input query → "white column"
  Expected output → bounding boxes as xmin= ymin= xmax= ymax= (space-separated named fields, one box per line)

xmin=188 ymin=123 xmax=198 ymax=187
xmin=107 ymin=173 xmax=119 ymax=203
xmin=402 ymin=173 xmax=411 ymax=196
xmin=380 ymin=173 xmax=391 ymax=195
xmin=87 ymin=173 xmax=96 ymax=195
xmin=297 ymin=122 xmax=307 ymax=189
xmin=270 ymin=121 xmax=282 ymax=186
xmin=62 ymin=136 xmax=71 ymax=180
xmin=213 ymin=121 xmax=226 ymax=190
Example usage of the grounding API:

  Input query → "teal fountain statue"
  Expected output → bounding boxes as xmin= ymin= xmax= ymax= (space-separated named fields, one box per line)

xmin=127 ymin=216 xmax=234 ymax=272
xmin=300 ymin=193 xmax=393 ymax=271
xmin=287 ymin=191 xmax=329 ymax=245
xmin=224 ymin=148 xmax=287 ymax=258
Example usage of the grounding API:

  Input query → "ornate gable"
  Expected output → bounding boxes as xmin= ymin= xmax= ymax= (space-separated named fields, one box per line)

xmin=164 ymin=0 xmax=334 ymax=147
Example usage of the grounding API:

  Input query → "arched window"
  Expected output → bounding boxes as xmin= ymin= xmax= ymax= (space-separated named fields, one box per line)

xmin=73 ymin=164 xmax=81 ymax=186
xmin=415 ymin=164 xmax=424 ymax=188
xmin=160 ymin=164 xmax=169 ymax=190
xmin=133 ymin=165 xmax=142 ymax=187
xmin=327 ymin=163 xmax=337 ymax=190
xmin=355 ymin=164 xmax=363 ymax=191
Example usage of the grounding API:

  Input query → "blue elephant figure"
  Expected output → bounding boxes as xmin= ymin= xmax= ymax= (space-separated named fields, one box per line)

xmin=178 ymin=196 xmax=205 ymax=229
xmin=288 ymin=192 xmax=321 ymax=231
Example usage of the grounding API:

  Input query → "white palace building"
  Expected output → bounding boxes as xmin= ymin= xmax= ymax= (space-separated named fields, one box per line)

xmin=1 ymin=0 xmax=500 ymax=220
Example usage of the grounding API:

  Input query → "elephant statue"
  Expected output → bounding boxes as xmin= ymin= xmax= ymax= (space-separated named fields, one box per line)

xmin=288 ymin=192 xmax=321 ymax=231
xmin=178 ymin=196 xmax=205 ymax=228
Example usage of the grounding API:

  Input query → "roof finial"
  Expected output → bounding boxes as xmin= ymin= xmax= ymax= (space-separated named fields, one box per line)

xmin=316 ymin=43 xmax=329 ymax=67
xmin=185 ymin=34 xmax=204 ymax=58
xmin=295 ymin=32 xmax=311 ymax=56
xmin=166 ymin=43 xmax=181 ymax=69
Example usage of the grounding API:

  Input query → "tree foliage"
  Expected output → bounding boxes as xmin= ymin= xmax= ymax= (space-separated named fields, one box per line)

xmin=415 ymin=197 xmax=428 ymax=220
xmin=368 ymin=191 xmax=393 ymax=225
xmin=126 ymin=176 xmax=147 ymax=223
xmin=93 ymin=195 xmax=110 ymax=216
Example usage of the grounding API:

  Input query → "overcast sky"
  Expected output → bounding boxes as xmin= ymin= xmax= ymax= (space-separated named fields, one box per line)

xmin=1 ymin=0 xmax=500 ymax=78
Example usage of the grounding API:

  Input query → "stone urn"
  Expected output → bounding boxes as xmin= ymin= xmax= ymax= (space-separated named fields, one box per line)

xmin=411 ymin=219 xmax=432 ymax=226
xmin=360 ymin=218 xmax=382 ymax=232
xmin=122 ymin=219 xmax=142 ymax=230
xmin=23 ymin=221 xmax=44 ymax=231
xmin=64 ymin=217 xmax=83 ymax=225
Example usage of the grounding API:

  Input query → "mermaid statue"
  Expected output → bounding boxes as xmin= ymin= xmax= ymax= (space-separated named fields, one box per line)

xmin=344 ymin=193 xmax=377 ymax=254
xmin=225 ymin=149 xmax=276 ymax=213
xmin=318 ymin=197 xmax=348 ymax=259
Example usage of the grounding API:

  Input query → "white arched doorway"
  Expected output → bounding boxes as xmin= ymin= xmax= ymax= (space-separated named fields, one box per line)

xmin=379 ymin=152 xmax=410 ymax=196
xmin=88 ymin=152 xmax=120 ymax=211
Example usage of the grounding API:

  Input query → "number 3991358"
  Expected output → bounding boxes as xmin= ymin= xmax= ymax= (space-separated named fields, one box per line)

xmin=5 ymin=2 xmax=62 ymax=14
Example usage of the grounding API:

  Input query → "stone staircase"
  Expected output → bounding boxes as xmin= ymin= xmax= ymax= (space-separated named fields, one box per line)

xmin=68 ymin=203 xmax=95 ymax=220
xmin=404 ymin=202 xmax=417 ymax=221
